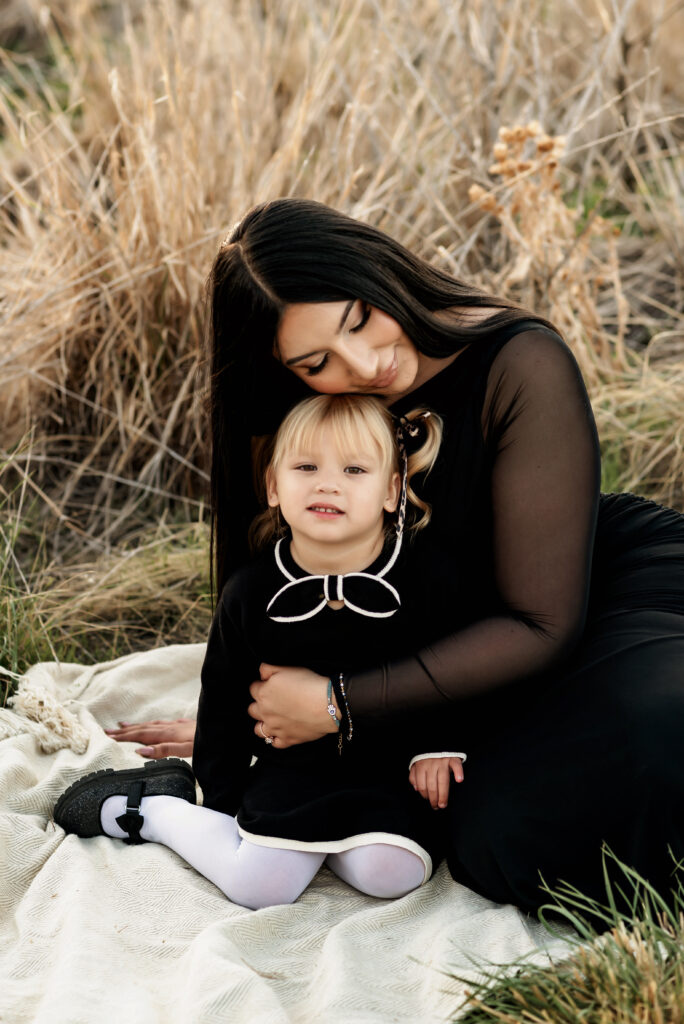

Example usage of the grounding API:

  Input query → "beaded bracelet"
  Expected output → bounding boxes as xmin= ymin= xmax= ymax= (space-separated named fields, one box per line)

xmin=331 ymin=672 xmax=353 ymax=754
xmin=326 ymin=678 xmax=341 ymax=731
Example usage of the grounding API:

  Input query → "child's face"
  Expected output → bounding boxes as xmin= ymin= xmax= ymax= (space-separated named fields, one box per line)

xmin=267 ymin=425 xmax=400 ymax=553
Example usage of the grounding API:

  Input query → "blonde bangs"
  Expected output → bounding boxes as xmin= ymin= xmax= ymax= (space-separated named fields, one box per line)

xmin=271 ymin=396 xmax=397 ymax=476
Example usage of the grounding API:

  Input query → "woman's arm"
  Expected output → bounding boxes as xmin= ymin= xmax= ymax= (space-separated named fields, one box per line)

xmin=348 ymin=330 xmax=601 ymax=713
xmin=251 ymin=331 xmax=601 ymax=737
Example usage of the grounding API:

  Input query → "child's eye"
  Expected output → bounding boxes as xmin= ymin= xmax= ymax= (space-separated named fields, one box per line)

xmin=305 ymin=355 xmax=329 ymax=377
xmin=295 ymin=464 xmax=317 ymax=472
xmin=349 ymin=303 xmax=371 ymax=334
xmin=344 ymin=466 xmax=366 ymax=475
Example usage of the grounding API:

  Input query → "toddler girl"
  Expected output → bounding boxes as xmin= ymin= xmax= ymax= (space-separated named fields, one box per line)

xmin=55 ymin=395 xmax=466 ymax=909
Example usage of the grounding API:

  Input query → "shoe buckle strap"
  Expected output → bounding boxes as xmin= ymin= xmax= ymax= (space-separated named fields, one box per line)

xmin=125 ymin=779 xmax=145 ymax=815
xmin=115 ymin=778 xmax=146 ymax=845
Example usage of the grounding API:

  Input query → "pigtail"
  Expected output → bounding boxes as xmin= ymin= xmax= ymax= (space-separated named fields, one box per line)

xmin=402 ymin=408 xmax=443 ymax=533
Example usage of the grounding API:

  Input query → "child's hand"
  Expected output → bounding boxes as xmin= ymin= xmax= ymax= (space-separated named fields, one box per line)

xmin=409 ymin=756 xmax=464 ymax=809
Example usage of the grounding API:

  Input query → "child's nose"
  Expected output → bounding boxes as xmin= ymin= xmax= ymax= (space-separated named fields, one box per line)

xmin=315 ymin=477 xmax=341 ymax=493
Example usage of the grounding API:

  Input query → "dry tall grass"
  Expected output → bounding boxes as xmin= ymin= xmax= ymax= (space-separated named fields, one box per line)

xmin=1 ymin=0 xmax=683 ymax=680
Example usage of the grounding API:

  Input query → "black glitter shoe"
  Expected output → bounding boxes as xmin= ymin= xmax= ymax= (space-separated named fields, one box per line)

xmin=54 ymin=758 xmax=196 ymax=844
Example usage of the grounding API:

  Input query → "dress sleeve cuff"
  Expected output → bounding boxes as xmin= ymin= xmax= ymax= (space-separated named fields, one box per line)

xmin=408 ymin=751 xmax=467 ymax=770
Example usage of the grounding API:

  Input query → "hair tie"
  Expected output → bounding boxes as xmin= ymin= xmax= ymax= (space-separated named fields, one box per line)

xmin=395 ymin=410 xmax=431 ymax=447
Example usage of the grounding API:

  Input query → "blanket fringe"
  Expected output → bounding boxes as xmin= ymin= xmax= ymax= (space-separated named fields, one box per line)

xmin=8 ymin=684 xmax=89 ymax=754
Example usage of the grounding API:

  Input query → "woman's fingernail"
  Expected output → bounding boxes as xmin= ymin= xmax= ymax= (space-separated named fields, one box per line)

xmin=136 ymin=747 xmax=154 ymax=755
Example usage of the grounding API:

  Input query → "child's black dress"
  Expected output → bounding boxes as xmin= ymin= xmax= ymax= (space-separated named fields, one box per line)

xmin=193 ymin=535 xmax=466 ymax=881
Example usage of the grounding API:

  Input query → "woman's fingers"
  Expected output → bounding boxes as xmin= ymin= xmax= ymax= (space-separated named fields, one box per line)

xmin=105 ymin=718 xmax=196 ymax=746
xmin=249 ymin=666 xmax=332 ymax=744
xmin=135 ymin=741 xmax=194 ymax=759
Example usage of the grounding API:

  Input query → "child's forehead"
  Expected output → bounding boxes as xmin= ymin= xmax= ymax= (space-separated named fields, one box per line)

xmin=286 ymin=422 xmax=387 ymax=460
xmin=287 ymin=438 xmax=381 ymax=460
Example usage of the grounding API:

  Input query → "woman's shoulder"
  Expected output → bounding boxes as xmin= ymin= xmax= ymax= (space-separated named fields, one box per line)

xmin=485 ymin=323 xmax=584 ymax=390
xmin=489 ymin=322 xmax=568 ymax=358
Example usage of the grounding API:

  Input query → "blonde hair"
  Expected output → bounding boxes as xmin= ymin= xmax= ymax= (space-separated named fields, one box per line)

xmin=249 ymin=395 xmax=442 ymax=554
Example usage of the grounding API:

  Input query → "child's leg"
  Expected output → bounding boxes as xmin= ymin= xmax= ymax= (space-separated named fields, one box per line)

xmin=326 ymin=844 xmax=426 ymax=898
xmin=101 ymin=795 xmax=325 ymax=910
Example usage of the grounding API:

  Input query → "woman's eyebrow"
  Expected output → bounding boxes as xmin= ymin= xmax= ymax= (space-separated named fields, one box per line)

xmin=337 ymin=298 xmax=355 ymax=331
xmin=284 ymin=300 xmax=356 ymax=366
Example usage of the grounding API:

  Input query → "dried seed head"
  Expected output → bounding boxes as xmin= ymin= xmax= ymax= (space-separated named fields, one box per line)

xmin=468 ymin=184 xmax=487 ymax=202
xmin=488 ymin=159 xmax=518 ymax=177
xmin=468 ymin=184 xmax=500 ymax=213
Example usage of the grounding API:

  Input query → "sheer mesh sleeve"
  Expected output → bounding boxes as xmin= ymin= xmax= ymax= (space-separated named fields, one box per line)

xmin=347 ymin=330 xmax=601 ymax=715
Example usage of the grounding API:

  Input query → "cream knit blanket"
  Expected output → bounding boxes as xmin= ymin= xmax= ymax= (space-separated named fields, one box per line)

xmin=0 ymin=645 xmax=572 ymax=1023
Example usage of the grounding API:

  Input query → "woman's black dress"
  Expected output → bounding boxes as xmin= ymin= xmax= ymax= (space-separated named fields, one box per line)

xmin=193 ymin=534 xmax=467 ymax=881
xmin=341 ymin=322 xmax=684 ymax=916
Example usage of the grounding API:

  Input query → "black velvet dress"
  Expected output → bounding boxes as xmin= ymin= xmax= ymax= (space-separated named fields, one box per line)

xmin=340 ymin=321 xmax=684 ymax=915
xmin=193 ymin=533 xmax=468 ymax=881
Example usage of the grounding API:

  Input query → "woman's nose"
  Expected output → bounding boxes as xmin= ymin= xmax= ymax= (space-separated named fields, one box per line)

xmin=340 ymin=341 xmax=379 ymax=380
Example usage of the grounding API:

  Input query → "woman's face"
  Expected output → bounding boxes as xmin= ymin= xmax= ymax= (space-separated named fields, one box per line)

xmin=276 ymin=301 xmax=420 ymax=399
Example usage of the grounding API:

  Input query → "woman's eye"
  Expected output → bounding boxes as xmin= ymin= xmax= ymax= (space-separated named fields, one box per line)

xmin=305 ymin=355 xmax=328 ymax=377
xmin=349 ymin=303 xmax=371 ymax=334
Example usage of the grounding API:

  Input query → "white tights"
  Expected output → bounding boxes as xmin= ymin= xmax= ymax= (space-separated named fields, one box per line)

xmin=101 ymin=795 xmax=426 ymax=910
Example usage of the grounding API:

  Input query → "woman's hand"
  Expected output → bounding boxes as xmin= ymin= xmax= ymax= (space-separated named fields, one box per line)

xmin=409 ymin=756 xmax=464 ymax=809
xmin=105 ymin=718 xmax=196 ymax=759
xmin=248 ymin=663 xmax=339 ymax=748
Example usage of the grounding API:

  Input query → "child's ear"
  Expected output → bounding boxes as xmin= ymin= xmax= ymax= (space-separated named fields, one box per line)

xmin=266 ymin=469 xmax=279 ymax=508
xmin=383 ymin=471 xmax=401 ymax=514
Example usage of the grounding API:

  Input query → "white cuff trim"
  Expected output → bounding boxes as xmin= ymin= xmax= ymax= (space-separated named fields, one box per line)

xmin=408 ymin=751 xmax=467 ymax=770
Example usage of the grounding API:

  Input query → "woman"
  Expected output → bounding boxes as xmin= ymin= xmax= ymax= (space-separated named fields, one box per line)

xmin=111 ymin=198 xmax=684 ymax=916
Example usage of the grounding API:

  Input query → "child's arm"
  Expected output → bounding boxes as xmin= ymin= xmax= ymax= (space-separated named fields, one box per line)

xmin=408 ymin=753 xmax=465 ymax=809
xmin=193 ymin=582 xmax=259 ymax=815
xmin=396 ymin=705 xmax=466 ymax=810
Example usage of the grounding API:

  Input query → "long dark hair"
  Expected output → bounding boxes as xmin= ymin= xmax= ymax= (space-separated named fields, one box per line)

xmin=208 ymin=198 xmax=556 ymax=598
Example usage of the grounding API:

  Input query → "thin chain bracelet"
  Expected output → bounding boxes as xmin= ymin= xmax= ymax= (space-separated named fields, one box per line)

xmin=333 ymin=672 xmax=353 ymax=754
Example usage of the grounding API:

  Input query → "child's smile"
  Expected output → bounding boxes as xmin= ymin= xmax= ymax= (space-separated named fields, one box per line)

xmin=307 ymin=503 xmax=343 ymax=518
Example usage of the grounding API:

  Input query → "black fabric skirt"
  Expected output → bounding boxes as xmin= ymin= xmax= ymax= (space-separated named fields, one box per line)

xmin=445 ymin=492 xmax=684 ymax=917
xmin=235 ymin=733 xmax=444 ymax=879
